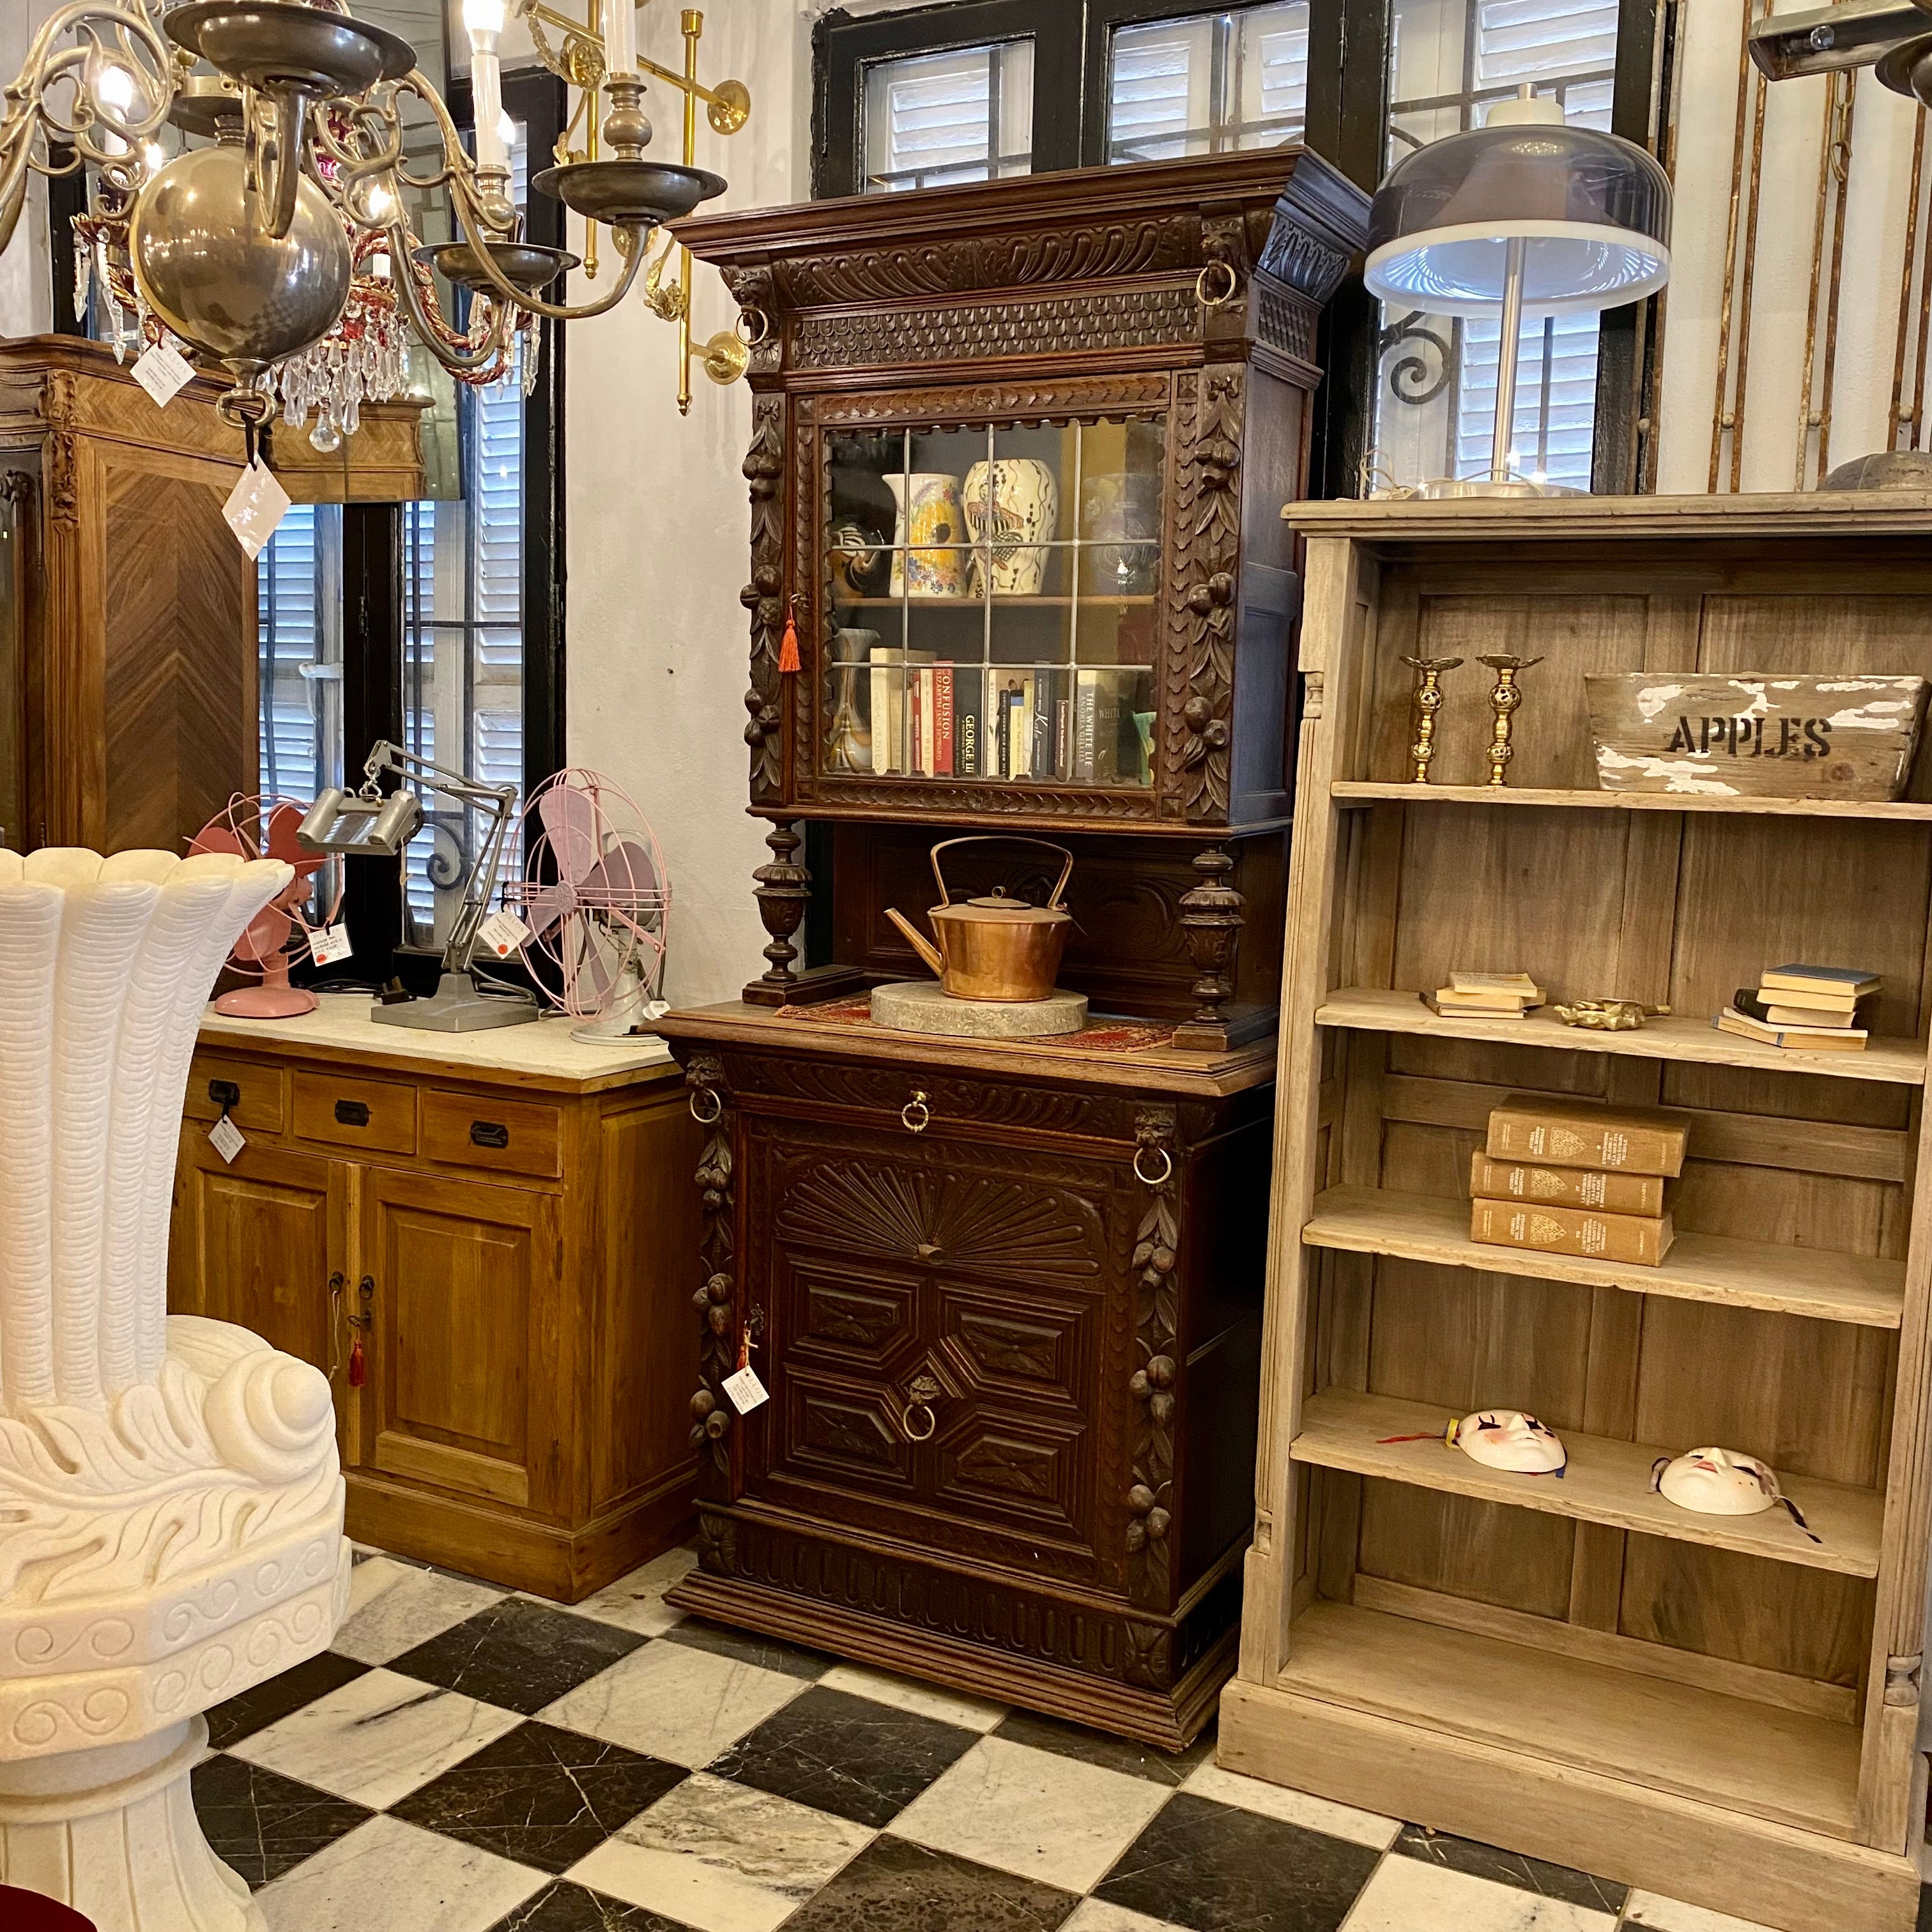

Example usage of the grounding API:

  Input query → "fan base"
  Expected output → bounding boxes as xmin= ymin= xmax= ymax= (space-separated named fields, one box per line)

xmin=213 ymin=985 xmax=320 ymax=1019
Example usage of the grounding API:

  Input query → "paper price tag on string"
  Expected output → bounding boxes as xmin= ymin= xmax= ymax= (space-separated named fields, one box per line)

xmin=479 ymin=910 xmax=532 ymax=959
xmin=131 ymin=341 xmax=195 ymax=407
xmin=722 ymin=1365 xmax=769 ymax=1415
xmin=309 ymin=923 xmax=353 ymax=967
xmin=208 ymin=1115 xmax=246 ymax=1164
xmin=222 ymin=459 xmax=291 ymax=560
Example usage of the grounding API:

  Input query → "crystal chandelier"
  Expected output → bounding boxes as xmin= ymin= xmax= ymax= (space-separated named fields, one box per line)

xmin=0 ymin=0 xmax=744 ymax=457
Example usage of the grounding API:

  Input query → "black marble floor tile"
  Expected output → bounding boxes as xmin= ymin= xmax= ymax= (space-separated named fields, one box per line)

xmin=389 ymin=1597 xmax=645 ymax=1715
xmin=992 ymin=1709 xmax=1215 ymax=1786
xmin=780 ymin=1834 xmax=1078 ymax=1932
xmin=481 ymin=1880 xmax=696 ymax=1931
xmin=659 ymin=1615 xmax=833 ymax=1682
xmin=1394 ymin=1823 xmax=1628 ymax=1914
xmin=1094 ymin=1791 xmax=1383 ymax=1932
xmin=389 ymin=1719 xmax=686 ymax=1873
xmin=204 ymin=1650 xmax=371 ymax=1749
xmin=190 ymin=1753 xmax=371 ymax=1888
xmin=707 ymin=1685 xmax=978 ymax=1828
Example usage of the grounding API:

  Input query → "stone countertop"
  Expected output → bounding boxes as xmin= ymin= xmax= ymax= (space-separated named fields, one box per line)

xmin=198 ymin=991 xmax=677 ymax=1093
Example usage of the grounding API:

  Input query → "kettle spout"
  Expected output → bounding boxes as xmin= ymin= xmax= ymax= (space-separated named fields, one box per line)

xmin=884 ymin=906 xmax=946 ymax=978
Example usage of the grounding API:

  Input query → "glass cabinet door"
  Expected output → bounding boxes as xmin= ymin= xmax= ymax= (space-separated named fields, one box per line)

xmin=823 ymin=413 xmax=1164 ymax=789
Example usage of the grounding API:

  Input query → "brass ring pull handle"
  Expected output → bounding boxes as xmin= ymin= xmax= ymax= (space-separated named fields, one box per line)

xmin=902 ymin=1091 xmax=930 ymax=1134
xmin=1195 ymin=260 xmax=1241 ymax=309
xmin=928 ymin=836 xmax=1075 ymax=913
xmin=691 ymin=1087 xmax=723 ymax=1126
xmin=899 ymin=1370 xmax=943 ymax=1442
xmin=737 ymin=305 xmax=771 ymax=346
xmin=1134 ymin=1144 xmax=1174 ymax=1188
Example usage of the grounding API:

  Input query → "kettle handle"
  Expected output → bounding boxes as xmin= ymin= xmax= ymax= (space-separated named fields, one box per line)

xmin=884 ymin=906 xmax=946 ymax=977
xmin=929 ymin=836 xmax=1075 ymax=912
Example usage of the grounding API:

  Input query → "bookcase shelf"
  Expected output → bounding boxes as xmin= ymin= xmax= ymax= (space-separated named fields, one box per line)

xmin=1303 ymin=1185 xmax=1906 ymax=1327
xmin=1224 ymin=494 xmax=1932 ymax=1932
xmin=1316 ymin=986 xmax=1928 ymax=1086
xmin=1292 ymin=1388 xmax=1883 ymax=1577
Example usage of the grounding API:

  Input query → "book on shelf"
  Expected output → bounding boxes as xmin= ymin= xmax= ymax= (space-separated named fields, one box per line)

xmin=1764 ymin=1002 xmax=1857 ymax=1029
xmin=1425 ymin=992 xmax=1529 ymax=1019
xmin=1471 ymin=1198 xmax=1675 ymax=1266
xmin=1447 ymin=971 xmax=1546 ymax=1002
xmin=866 ymin=647 xmax=933 ymax=776
xmin=1715 ymin=1006 xmax=1869 ymax=1051
xmin=1759 ymin=963 xmax=1881 ymax=999
xmin=1485 ymin=1093 xmax=1689 ymax=1178
xmin=1073 ymin=670 xmax=1120 ymax=783
xmin=1750 ymin=983 xmax=1865 ymax=1016
xmin=1032 ymin=670 xmax=1057 ymax=779
xmin=1430 ymin=986 xmax=1535 ymax=1013
xmin=1469 ymin=1151 xmax=1666 ymax=1218
xmin=959 ymin=701 xmax=979 ymax=778
xmin=912 ymin=670 xmax=929 ymax=776
xmin=931 ymin=664 xmax=954 ymax=776
xmin=1055 ymin=696 xmax=1072 ymax=781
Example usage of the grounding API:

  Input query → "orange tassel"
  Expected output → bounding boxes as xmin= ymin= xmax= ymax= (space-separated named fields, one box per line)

xmin=778 ymin=603 xmax=801 ymax=674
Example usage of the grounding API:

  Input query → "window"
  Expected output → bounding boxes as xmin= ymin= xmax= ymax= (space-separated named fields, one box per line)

xmin=1105 ymin=3 xmax=1310 ymax=163
xmin=861 ymin=41 xmax=1035 ymax=189
xmin=257 ymin=505 xmax=344 ymax=808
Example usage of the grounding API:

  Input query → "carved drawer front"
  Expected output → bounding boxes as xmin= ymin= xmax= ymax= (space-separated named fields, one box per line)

xmin=185 ymin=1054 xmax=286 ymax=1134
xmin=420 ymin=1089 xmax=562 ymax=1180
xmin=293 ymin=1070 xmax=417 ymax=1156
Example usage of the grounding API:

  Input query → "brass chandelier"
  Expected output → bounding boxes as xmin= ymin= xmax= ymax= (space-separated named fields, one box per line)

xmin=0 ymin=0 xmax=747 ymax=454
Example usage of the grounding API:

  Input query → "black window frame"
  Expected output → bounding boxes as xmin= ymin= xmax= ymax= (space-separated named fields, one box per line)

xmin=813 ymin=0 xmax=1664 ymax=493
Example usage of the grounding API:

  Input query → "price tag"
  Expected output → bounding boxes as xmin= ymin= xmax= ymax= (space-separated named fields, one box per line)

xmin=309 ymin=923 xmax=353 ymax=967
xmin=222 ymin=459 xmax=291 ymax=560
xmin=479 ymin=910 xmax=532 ymax=959
xmin=208 ymin=1114 xmax=246 ymax=1164
xmin=722 ymin=1365 xmax=769 ymax=1414
xmin=131 ymin=341 xmax=195 ymax=407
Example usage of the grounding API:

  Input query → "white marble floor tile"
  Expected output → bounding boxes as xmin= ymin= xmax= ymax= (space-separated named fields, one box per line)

xmin=1062 ymin=1900 xmax=1190 ymax=1932
xmin=255 ymin=1815 xmax=544 ymax=1932
xmin=889 ymin=1733 xmax=1171 ymax=1894
xmin=231 ymin=1666 xmax=523 ymax=1809
xmin=1621 ymin=1891 xmax=1781 ymax=1932
xmin=539 ymin=1635 xmax=803 ymax=1768
xmin=333 ymin=1558 xmax=506 ymax=1666
xmin=556 ymin=1545 xmax=698 ymax=1638
xmin=1181 ymin=1760 xmax=1402 ymax=1850
xmin=816 ymin=1661 xmax=1009 ymax=1732
xmin=1341 ymin=1855 xmax=1616 ymax=1931
xmin=567 ymin=1770 xmax=873 ymax=1932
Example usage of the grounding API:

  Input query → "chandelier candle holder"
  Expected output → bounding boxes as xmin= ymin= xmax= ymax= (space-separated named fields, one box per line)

xmin=0 ymin=0 xmax=740 ymax=459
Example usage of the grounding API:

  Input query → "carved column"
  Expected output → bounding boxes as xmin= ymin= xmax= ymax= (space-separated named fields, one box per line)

xmin=685 ymin=1051 xmax=738 ymax=1526
xmin=1175 ymin=845 xmax=1245 ymax=1048
xmin=1126 ymin=1106 xmax=1179 ymax=1635
xmin=743 ymin=820 xmax=812 ymax=1006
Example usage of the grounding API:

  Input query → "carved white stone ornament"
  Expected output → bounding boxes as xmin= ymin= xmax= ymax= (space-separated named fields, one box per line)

xmin=0 ymin=849 xmax=349 ymax=1931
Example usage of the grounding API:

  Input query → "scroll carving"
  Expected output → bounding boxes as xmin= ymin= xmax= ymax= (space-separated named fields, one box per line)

xmin=1258 ymin=220 xmax=1352 ymax=305
xmin=806 ymin=374 xmax=1170 ymax=429
xmin=1126 ymin=1107 xmax=1179 ymax=1607
xmin=740 ymin=396 xmax=784 ymax=804
xmin=686 ymin=1053 xmax=737 ymax=1490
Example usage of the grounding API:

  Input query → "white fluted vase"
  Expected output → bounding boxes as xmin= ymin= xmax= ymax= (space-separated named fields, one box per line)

xmin=0 ymin=850 xmax=349 ymax=1932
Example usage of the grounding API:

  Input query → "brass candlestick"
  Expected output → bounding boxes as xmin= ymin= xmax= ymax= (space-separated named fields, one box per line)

xmin=1400 ymin=655 xmax=1464 ymax=783
xmin=1477 ymin=654 xmax=1543 ymax=786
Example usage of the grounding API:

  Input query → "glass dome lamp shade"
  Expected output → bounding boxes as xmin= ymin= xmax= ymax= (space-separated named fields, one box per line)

xmin=1364 ymin=90 xmax=1672 ymax=496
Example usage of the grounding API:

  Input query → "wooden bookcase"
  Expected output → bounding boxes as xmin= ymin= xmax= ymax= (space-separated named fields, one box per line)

xmin=1220 ymin=493 xmax=1932 ymax=1932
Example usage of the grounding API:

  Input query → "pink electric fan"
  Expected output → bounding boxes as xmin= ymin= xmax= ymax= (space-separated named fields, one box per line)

xmin=188 ymin=795 xmax=340 ymax=1018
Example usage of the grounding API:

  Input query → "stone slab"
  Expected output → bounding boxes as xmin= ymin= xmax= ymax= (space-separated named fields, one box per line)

xmin=870 ymin=980 xmax=1089 ymax=1038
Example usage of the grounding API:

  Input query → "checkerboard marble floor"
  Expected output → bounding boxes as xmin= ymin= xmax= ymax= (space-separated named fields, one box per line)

xmin=185 ymin=1544 xmax=1899 ymax=1932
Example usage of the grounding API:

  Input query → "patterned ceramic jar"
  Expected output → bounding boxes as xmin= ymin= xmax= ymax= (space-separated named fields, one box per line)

xmin=962 ymin=459 xmax=1061 ymax=597
xmin=886 ymin=473 xmax=967 ymax=598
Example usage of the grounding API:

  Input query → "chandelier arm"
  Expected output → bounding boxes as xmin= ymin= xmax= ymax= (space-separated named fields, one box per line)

xmin=383 ymin=226 xmax=518 ymax=375
xmin=248 ymin=86 xmax=314 ymax=246
xmin=450 ymin=183 xmax=648 ymax=321
xmin=10 ymin=5 xmax=171 ymax=188
xmin=312 ymin=98 xmax=408 ymax=189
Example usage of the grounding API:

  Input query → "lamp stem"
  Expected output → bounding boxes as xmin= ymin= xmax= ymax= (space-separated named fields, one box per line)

xmin=1491 ymin=232 xmax=1526 ymax=482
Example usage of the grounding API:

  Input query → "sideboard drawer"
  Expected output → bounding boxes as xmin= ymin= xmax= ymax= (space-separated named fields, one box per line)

xmin=421 ymin=1089 xmax=563 ymax=1179
xmin=293 ymin=1070 xmax=417 ymax=1154
xmin=185 ymin=1054 xmax=286 ymax=1134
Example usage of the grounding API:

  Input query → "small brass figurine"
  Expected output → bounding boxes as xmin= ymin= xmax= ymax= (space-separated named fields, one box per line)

xmin=1400 ymin=655 xmax=1464 ymax=783
xmin=1477 ymin=654 xmax=1544 ymax=786
xmin=1553 ymin=999 xmax=1671 ymax=1031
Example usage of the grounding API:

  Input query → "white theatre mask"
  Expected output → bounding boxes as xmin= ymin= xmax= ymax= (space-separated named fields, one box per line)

xmin=1651 ymin=1446 xmax=1820 ymax=1544
xmin=1381 ymin=1409 xmax=1567 ymax=1475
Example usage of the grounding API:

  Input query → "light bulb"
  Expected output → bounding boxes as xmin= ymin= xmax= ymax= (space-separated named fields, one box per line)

xmin=142 ymin=141 xmax=165 ymax=173
xmin=366 ymin=183 xmax=396 ymax=221
xmin=462 ymin=0 xmax=506 ymax=34
xmin=95 ymin=62 xmax=137 ymax=112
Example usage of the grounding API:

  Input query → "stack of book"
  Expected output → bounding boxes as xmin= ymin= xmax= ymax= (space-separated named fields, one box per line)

xmin=1714 ymin=963 xmax=1880 ymax=1054
xmin=1425 ymin=970 xmax=1545 ymax=1020
xmin=1469 ymin=1092 xmax=1687 ymax=1266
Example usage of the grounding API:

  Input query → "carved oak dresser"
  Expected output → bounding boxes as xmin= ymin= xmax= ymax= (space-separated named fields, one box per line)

xmin=657 ymin=150 xmax=1369 ymax=1747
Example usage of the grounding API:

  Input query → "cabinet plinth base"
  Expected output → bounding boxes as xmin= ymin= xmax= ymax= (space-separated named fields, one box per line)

xmin=740 ymin=964 xmax=870 ymax=1008
xmin=669 ymin=1559 xmax=1235 ymax=1752
xmin=1172 ymin=1001 xmax=1278 ymax=1052
xmin=1216 ymin=1674 xmax=1920 ymax=1932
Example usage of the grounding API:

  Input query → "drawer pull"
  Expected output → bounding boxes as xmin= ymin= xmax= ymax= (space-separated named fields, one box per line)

xmin=470 ymin=1120 xmax=510 ymax=1149
xmin=691 ymin=1086 xmax=723 ymax=1126
xmin=901 ymin=1091 xmax=930 ymax=1135
xmin=208 ymin=1078 xmax=240 ymax=1110
xmin=899 ymin=1370 xmax=942 ymax=1443
xmin=1133 ymin=1143 xmax=1173 ymax=1188
xmin=335 ymin=1100 xmax=371 ymax=1127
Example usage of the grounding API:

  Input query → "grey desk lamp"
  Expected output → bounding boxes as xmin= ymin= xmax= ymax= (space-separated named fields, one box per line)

xmin=1365 ymin=86 xmax=1673 ymax=498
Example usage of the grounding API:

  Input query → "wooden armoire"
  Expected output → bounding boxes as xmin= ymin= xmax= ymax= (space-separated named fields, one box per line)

xmin=658 ymin=151 xmax=1369 ymax=1747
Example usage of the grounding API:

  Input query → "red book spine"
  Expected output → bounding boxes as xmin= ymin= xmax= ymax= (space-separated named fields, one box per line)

xmin=934 ymin=665 xmax=955 ymax=776
xmin=909 ymin=673 xmax=924 ymax=776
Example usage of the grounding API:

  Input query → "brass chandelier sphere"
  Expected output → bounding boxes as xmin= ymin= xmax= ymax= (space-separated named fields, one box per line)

xmin=128 ymin=144 xmax=352 ymax=375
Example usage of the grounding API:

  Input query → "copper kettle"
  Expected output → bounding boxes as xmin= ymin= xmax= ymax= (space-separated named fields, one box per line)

xmin=885 ymin=837 xmax=1074 ymax=1002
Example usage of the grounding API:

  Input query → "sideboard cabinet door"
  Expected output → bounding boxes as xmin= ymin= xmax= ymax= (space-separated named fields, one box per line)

xmin=360 ymin=1170 xmax=562 ymax=1517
